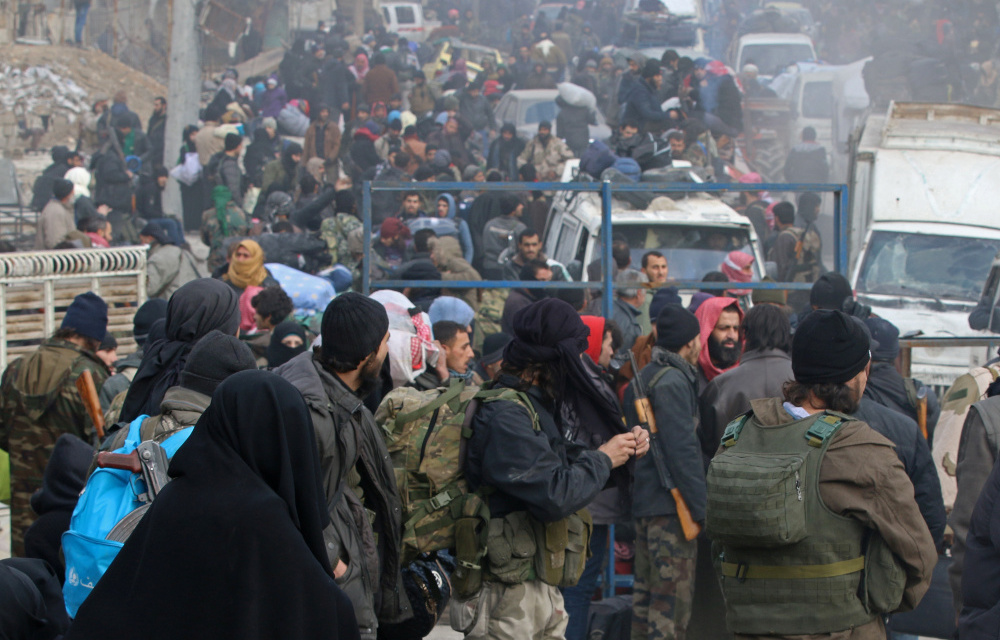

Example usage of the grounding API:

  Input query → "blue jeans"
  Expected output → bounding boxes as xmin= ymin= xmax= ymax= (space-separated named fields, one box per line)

xmin=74 ymin=3 xmax=89 ymax=43
xmin=561 ymin=524 xmax=608 ymax=640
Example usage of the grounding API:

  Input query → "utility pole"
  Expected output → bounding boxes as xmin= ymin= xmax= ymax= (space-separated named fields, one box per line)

xmin=163 ymin=0 xmax=201 ymax=218
xmin=352 ymin=0 xmax=364 ymax=36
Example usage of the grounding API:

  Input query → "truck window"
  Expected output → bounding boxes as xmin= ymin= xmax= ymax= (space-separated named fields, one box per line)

xmin=395 ymin=5 xmax=416 ymax=24
xmin=596 ymin=224 xmax=756 ymax=282
xmin=524 ymin=101 xmax=558 ymax=125
xmin=740 ymin=43 xmax=814 ymax=77
xmin=801 ymin=81 xmax=832 ymax=119
xmin=856 ymin=231 xmax=1000 ymax=302
xmin=553 ymin=219 xmax=580 ymax=265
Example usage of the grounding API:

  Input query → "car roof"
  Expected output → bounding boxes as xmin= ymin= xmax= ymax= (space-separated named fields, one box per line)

xmin=739 ymin=32 xmax=814 ymax=45
xmin=500 ymin=89 xmax=559 ymax=100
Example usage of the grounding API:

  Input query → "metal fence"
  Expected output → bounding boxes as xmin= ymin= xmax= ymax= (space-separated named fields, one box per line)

xmin=0 ymin=247 xmax=148 ymax=370
xmin=360 ymin=180 xmax=849 ymax=319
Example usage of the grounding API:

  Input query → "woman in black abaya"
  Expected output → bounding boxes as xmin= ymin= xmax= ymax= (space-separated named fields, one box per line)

xmin=67 ymin=371 xmax=359 ymax=640
xmin=118 ymin=278 xmax=240 ymax=423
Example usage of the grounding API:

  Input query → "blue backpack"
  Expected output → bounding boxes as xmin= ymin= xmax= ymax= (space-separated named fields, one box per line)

xmin=62 ymin=416 xmax=193 ymax=617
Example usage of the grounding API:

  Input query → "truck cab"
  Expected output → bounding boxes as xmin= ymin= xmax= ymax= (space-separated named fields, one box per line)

xmin=381 ymin=2 xmax=439 ymax=42
xmin=849 ymin=102 xmax=1000 ymax=387
xmin=734 ymin=32 xmax=816 ymax=80
xmin=544 ymin=162 xmax=766 ymax=293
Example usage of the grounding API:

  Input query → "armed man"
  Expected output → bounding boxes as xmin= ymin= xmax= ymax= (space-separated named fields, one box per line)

xmin=453 ymin=298 xmax=647 ymax=639
xmin=705 ymin=310 xmax=937 ymax=639
xmin=624 ymin=304 xmax=707 ymax=640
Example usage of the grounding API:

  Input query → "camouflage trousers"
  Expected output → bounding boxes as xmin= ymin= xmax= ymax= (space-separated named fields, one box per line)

xmin=632 ymin=515 xmax=698 ymax=640
xmin=450 ymin=579 xmax=569 ymax=640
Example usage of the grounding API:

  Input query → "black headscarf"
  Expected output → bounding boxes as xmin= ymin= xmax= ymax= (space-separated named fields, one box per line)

xmin=66 ymin=371 xmax=359 ymax=640
xmin=267 ymin=320 xmax=308 ymax=369
xmin=119 ymin=279 xmax=240 ymax=423
xmin=0 ymin=558 xmax=70 ymax=640
xmin=504 ymin=298 xmax=628 ymax=445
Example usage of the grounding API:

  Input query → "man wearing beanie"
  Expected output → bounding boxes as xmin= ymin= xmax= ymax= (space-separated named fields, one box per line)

xmin=208 ymin=132 xmax=245 ymax=208
xmin=862 ymin=316 xmax=941 ymax=433
xmin=624 ymin=303 xmax=706 ymax=640
xmin=459 ymin=298 xmax=645 ymax=639
xmin=99 ymin=298 xmax=168 ymax=410
xmin=102 ymin=330 xmax=256 ymax=451
xmin=275 ymin=293 xmax=408 ymax=639
xmin=35 ymin=177 xmax=77 ymax=250
xmin=0 ymin=291 xmax=109 ymax=556
xmin=705 ymin=309 xmax=937 ymax=640
xmin=622 ymin=58 xmax=670 ymax=133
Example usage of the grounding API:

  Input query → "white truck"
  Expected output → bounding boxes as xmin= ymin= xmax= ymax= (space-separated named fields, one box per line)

xmin=544 ymin=163 xmax=766 ymax=291
xmin=848 ymin=101 xmax=1000 ymax=388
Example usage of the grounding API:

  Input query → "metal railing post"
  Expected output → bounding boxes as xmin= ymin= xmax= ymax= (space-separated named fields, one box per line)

xmin=837 ymin=186 xmax=850 ymax=276
xmin=601 ymin=180 xmax=613 ymax=320
xmin=362 ymin=181 xmax=372 ymax=295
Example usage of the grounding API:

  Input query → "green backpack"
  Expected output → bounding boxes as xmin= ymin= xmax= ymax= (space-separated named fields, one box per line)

xmin=375 ymin=380 xmax=538 ymax=567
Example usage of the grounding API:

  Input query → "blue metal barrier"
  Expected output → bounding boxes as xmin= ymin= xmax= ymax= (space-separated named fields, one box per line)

xmin=360 ymin=180 xmax=850 ymax=319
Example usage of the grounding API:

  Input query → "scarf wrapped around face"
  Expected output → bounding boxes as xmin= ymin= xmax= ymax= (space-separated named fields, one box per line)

xmin=504 ymin=298 xmax=628 ymax=445
xmin=225 ymin=240 xmax=268 ymax=290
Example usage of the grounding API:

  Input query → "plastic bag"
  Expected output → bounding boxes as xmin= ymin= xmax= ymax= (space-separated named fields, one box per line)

xmin=557 ymin=82 xmax=597 ymax=110
xmin=169 ymin=151 xmax=202 ymax=186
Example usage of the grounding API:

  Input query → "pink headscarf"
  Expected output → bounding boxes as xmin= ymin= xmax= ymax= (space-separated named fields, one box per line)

xmin=720 ymin=251 xmax=755 ymax=297
xmin=239 ymin=285 xmax=265 ymax=333
xmin=351 ymin=53 xmax=369 ymax=80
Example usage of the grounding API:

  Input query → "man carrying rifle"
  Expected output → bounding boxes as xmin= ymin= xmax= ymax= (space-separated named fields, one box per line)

xmin=0 ymin=292 xmax=109 ymax=556
xmin=624 ymin=304 xmax=707 ymax=640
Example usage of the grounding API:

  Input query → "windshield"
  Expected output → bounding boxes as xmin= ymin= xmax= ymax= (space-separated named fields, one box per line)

xmin=523 ymin=100 xmax=558 ymax=124
xmin=596 ymin=224 xmax=757 ymax=282
xmin=740 ymin=43 xmax=814 ymax=76
xmin=856 ymin=231 xmax=1000 ymax=301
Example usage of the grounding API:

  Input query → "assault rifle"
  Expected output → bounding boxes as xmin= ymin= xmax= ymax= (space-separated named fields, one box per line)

xmin=627 ymin=351 xmax=701 ymax=541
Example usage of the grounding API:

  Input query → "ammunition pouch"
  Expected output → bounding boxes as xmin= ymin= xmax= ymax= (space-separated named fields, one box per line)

xmin=486 ymin=511 xmax=537 ymax=584
xmin=451 ymin=494 xmax=491 ymax=599
xmin=533 ymin=509 xmax=593 ymax=587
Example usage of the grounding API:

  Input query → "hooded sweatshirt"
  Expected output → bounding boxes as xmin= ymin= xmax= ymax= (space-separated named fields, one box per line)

xmin=432 ymin=235 xmax=481 ymax=311
xmin=406 ymin=194 xmax=475 ymax=263
xmin=693 ymin=296 xmax=744 ymax=387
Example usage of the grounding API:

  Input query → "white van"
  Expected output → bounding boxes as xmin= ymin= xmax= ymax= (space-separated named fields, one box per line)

xmin=380 ymin=2 xmax=439 ymax=42
xmin=849 ymin=102 xmax=1000 ymax=387
xmin=544 ymin=163 xmax=766 ymax=288
xmin=734 ymin=32 xmax=816 ymax=80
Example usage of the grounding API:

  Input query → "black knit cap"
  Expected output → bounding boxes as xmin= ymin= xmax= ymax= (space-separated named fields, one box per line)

xmin=865 ymin=316 xmax=899 ymax=361
xmin=178 ymin=329 xmax=257 ymax=397
xmin=809 ymin=272 xmax=853 ymax=310
xmin=133 ymin=298 xmax=168 ymax=347
xmin=642 ymin=59 xmax=662 ymax=79
xmin=654 ymin=304 xmax=700 ymax=351
xmin=321 ymin=293 xmax=389 ymax=369
xmin=792 ymin=309 xmax=870 ymax=385
xmin=62 ymin=291 xmax=108 ymax=342
xmin=481 ymin=332 xmax=512 ymax=365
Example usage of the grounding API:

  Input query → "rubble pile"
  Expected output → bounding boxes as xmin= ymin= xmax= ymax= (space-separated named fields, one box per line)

xmin=0 ymin=64 xmax=91 ymax=123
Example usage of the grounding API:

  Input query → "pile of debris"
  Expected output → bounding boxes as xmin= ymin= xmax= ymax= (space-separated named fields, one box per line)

xmin=0 ymin=64 xmax=91 ymax=123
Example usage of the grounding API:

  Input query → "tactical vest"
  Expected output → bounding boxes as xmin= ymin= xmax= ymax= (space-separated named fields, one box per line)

xmin=706 ymin=410 xmax=902 ymax=635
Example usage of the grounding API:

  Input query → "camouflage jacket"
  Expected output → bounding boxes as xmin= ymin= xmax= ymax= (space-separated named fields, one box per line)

xmin=320 ymin=213 xmax=363 ymax=266
xmin=517 ymin=135 xmax=574 ymax=180
xmin=0 ymin=339 xmax=107 ymax=554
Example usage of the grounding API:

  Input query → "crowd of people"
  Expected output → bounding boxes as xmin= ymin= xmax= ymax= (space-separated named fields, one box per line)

xmin=11 ymin=260 xmax=1000 ymax=640
xmin=9 ymin=0 xmax=1000 ymax=639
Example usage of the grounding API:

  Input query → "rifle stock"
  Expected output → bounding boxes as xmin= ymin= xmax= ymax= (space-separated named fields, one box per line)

xmin=628 ymin=352 xmax=702 ymax=541
xmin=76 ymin=370 xmax=106 ymax=440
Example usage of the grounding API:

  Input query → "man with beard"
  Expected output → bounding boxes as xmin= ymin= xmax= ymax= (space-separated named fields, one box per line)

xmin=693 ymin=297 xmax=743 ymax=390
xmin=613 ymin=269 xmax=649 ymax=354
xmin=705 ymin=310 xmax=936 ymax=640
xmin=501 ymin=259 xmax=552 ymax=334
xmin=275 ymin=293 xmax=409 ymax=639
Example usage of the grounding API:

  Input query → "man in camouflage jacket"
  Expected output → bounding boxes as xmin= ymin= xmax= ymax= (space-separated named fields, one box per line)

xmin=0 ymin=292 xmax=109 ymax=556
